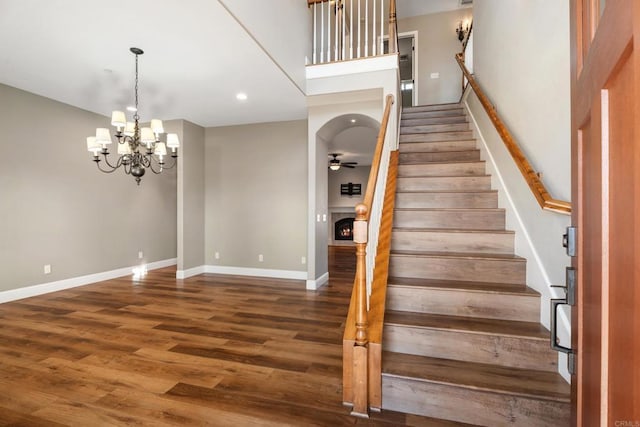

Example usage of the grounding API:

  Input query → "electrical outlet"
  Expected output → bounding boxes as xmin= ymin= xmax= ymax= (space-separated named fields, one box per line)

xmin=301 ymin=256 xmax=306 ymax=265
xmin=138 ymin=251 xmax=144 ymax=259
xmin=322 ymin=214 xmax=327 ymax=222
xmin=215 ymin=252 xmax=220 ymax=260
xmin=44 ymin=264 xmax=51 ymax=274
xmin=317 ymin=214 xmax=321 ymax=222
xmin=258 ymin=254 xmax=264 ymax=262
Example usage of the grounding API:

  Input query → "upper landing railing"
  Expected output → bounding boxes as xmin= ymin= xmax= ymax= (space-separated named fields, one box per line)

xmin=307 ymin=0 xmax=398 ymax=64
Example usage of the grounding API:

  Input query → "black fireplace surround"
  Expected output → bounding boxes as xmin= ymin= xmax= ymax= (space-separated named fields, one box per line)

xmin=335 ymin=217 xmax=355 ymax=241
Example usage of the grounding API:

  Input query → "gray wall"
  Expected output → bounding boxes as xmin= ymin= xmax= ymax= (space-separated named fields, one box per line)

xmin=175 ymin=120 xmax=205 ymax=272
xmin=328 ymin=165 xmax=370 ymax=208
xmin=0 ymin=83 xmax=177 ymax=292
xmin=205 ymin=120 xmax=307 ymax=272
xmin=398 ymin=8 xmax=473 ymax=105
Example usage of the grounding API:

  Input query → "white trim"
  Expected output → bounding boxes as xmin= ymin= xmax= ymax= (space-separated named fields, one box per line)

xmin=204 ymin=265 xmax=307 ymax=281
xmin=306 ymin=54 xmax=399 ymax=80
xmin=306 ymin=272 xmax=330 ymax=290
xmin=0 ymin=258 xmax=177 ymax=304
xmin=176 ymin=265 xmax=206 ymax=280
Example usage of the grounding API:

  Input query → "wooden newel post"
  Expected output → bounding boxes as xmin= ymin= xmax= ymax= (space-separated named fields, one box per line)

xmin=351 ymin=203 xmax=369 ymax=417
xmin=388 ymin=0 xmax=397 ymax=54
xmin=353 ymin=203 xmax=369 ymax=347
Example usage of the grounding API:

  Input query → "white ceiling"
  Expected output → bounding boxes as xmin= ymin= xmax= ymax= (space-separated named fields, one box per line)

xmin=0 ymin=0 xmax=307 ymax=127
xmin=0 ymin=0 xmax=469 ymax=129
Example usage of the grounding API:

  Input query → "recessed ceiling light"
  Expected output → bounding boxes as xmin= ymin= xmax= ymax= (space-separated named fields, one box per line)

xmin=350 ymin=119 xmax=356 ymax=123
xmin=126 ymin=106 xmax=137 ymax=112
xmin=236 ymin=93 xmax=248 ymax=101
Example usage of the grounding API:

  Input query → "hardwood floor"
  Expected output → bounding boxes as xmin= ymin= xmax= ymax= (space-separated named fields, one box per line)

xmin=0 ymin=247 xmax=467 ymax=426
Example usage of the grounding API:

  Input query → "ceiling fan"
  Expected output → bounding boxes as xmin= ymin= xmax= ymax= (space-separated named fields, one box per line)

xmin=329 ymin=153 xmax=358 ymax=171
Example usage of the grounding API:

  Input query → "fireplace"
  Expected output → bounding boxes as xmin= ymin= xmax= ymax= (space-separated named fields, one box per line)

xmin=335 ymin=217 xmax=355 ymax=241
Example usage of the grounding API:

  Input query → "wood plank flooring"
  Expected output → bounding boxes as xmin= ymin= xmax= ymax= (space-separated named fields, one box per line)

xmin=0 ymin=247 xmax=469 ymax=426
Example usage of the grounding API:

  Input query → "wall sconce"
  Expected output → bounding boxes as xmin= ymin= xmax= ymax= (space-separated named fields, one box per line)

xmin=456 ymin=21 xmax=470 ymax=43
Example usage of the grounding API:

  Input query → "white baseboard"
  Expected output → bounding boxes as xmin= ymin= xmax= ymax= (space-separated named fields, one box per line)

xmin=0 ymin=258 xmax=177 ymax=304
xmin=176 ymin=265 xmax=206 ymax=280
xmin=204 ymin=265 xmax=307 ymax=281
xmin=306 ymin=272 xmax=329 ymax=290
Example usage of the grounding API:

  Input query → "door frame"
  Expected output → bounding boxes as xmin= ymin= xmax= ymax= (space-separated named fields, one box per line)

xmin=381 ymin=31 xmax=418 ymax=106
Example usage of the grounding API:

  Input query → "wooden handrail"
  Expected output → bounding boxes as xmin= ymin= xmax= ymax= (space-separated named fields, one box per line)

xmin=363 ymin=94 xmax=395 ymax=217
xmin=455 ymin=53 xmax=572 ymax=215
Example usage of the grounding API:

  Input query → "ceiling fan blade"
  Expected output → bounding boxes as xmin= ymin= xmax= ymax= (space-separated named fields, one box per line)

xmin=342 ymin=164 xmax=356 ymax=168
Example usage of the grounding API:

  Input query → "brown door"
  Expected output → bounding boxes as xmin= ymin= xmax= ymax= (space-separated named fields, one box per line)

xmin=570 ymin=0 xmax=640 ymax=425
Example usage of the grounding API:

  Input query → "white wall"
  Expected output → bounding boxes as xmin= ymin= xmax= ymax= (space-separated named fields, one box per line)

xmin=204 ymin=120 xmax=308 ymax=274
xmin=398 ymin=8 xmax=473 ymax=105
xmin=467 ymin=0 xmax=572 ymax=380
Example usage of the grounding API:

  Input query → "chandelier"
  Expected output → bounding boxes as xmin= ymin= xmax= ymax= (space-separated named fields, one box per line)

xmin=86 ymin=47 xmax=179 ymax=185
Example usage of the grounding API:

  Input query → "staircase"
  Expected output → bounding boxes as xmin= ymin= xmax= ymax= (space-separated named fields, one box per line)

xmin=380 ymin=103 xmax=570 ymax=426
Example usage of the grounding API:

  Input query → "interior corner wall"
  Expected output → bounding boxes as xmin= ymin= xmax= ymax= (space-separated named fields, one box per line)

xmin=174 ymin=120 xmax=205 ymax=274
xmin=204 ymin=120 xmax=307 ymax=273
xmin=0 ymin=83 xmax=177 ymax=293
xmin=397 ymin=8 xmax=473 ymax=106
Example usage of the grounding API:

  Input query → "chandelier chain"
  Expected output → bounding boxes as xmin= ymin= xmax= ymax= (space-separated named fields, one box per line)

xmin=134 ymin=53 xmax=139 ymax=120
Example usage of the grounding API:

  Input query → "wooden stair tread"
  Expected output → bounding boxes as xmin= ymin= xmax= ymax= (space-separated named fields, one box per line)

xmin=398 ymin=160 xmax=485 ymax=166
xmin=387 ymin=276 xmax=538 ymax=295
xmin=397 ymin=174 xmax=490 ymax=179
xmin=394 ymin=207 xmax=504 ymax=212
xmin=393 ymin=227 xmax=514 ymax=235
xmin=400 ymin=149 xmax=479 ymax=155
xmin=400 ymin=139 xmax=476 ymax=144
xmin=384 ymin=311 xmax=549 ymax=339
xmin=382 ymin=352 xmax=570 ymax=403
xmin=391 ymin=249 xmax=526 ymax=261
xmin=396 ymin=189 xmax=497 ymax=193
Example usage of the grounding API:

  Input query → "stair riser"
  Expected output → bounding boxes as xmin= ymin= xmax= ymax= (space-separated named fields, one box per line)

xmin=389 ymin=255 xmax=525 ymax=284
xmin=404 ymin=104 xmax=461 ymax=113
xmin=383 ymin=325 xmax=557 ymax=371
xmin=400 ymin=123 xmax=470 ymax=134
xmin=387 ymin=286 xmax=539 ymax=322
xmin=391 ymin=230 xmax=514 ymax=254
xmin=398 ymin=162 xmax=486 ymax=177
xmin=397 ymin=176 xmax=490 ymax=192
xmin=400 ymin=150 xmax=480 ymax=163
xmin=400 ymin=131 xmax=473 ymax=143
xmin=395 ymin=192 xmax=498 ymax=209
xmin=402 ymin=110 xmax=465 ymax=119
xmin=393 ymin=210 xmax=505 ymax=230
xmin=382 ymin=377 xmax=570 ymax=426
xmin=401 ymin=116 xmax=467 ymax=126
xmin=400 ymin=140 xmax=477 ymax=153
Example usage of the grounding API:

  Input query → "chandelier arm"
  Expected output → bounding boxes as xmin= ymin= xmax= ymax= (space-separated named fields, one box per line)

xmin=158 ymin=156 xmax=177 ymax=170
xmin=102 ymin=153 xmax=123 ymax=170
xmin=95 ymin=160 xmax=121 ymax=174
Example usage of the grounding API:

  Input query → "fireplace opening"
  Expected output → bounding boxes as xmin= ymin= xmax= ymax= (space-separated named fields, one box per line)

xmin=335 ymin=217 xmax=355 ymax=241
